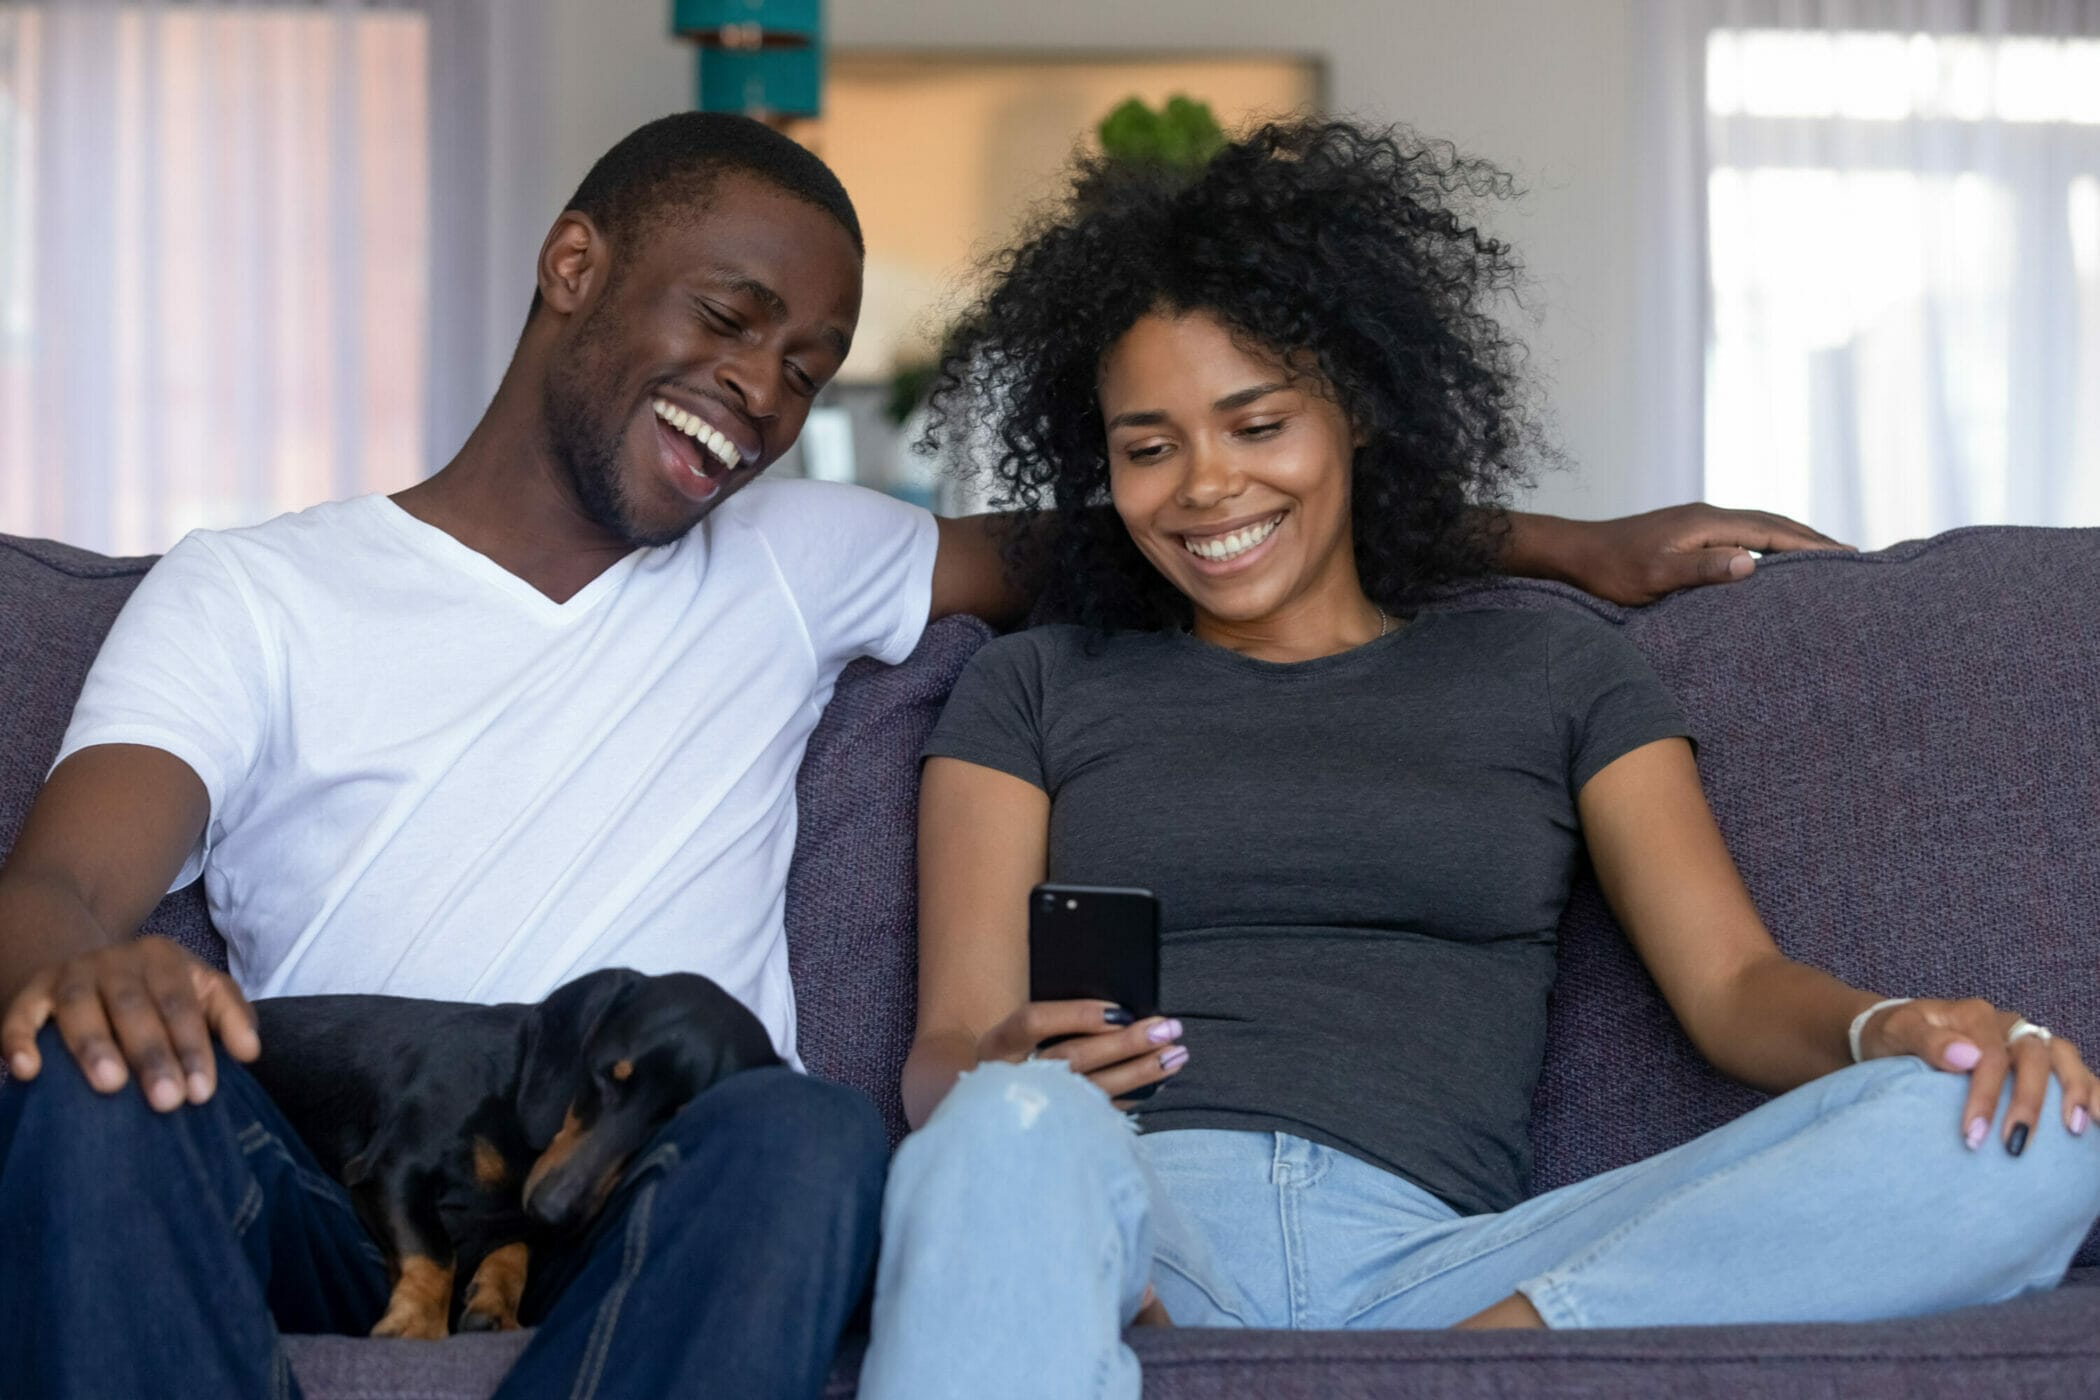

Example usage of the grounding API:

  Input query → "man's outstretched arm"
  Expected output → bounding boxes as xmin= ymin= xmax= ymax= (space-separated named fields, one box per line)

xmin=0 ymin=744 xmax=257 ymax=1109
xmin=1499 ymin=504 xmax=1851 ymax=606
xmin=928 ymin=504 xmax=1853 ymax=623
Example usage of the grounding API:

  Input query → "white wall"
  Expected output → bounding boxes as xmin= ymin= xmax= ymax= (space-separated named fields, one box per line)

xmin=531 ymin=0 xmax=1648 ymax=519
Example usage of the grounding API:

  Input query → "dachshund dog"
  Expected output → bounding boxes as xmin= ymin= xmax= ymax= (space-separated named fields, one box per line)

xmin=249 ymin=968 xmax=779 ymax=1338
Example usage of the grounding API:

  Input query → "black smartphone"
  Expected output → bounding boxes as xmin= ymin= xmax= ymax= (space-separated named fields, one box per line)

xmin=1028 ymin=883 xmax=1162 ymax=1019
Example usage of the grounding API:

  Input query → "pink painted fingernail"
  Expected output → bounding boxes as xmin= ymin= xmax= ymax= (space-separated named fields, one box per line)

xmin=1964 ymin=1116 xmax=1989 ymax=1151
xmin=1944 ymin=1042 xmax=1981 ymax=1070
xmin=2072 ymin=1107 xmax=2089 ymax=1136
xmin=1159 ymin=1046 xmax=1189 ymax=1071
xmin=1148 ymin=1019 xmax=1183 ymax=1045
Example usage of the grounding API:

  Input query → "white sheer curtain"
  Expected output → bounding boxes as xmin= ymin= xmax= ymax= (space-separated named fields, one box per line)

xmin=0 ymin=0 xmax=541 ymax=556
xmin=1633 ymin=0 xmax=2100 ymax=548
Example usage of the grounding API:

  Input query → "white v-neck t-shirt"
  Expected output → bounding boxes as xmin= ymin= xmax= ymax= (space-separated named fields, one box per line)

xmin=55 ymin=478 xmax=938 ymax=1065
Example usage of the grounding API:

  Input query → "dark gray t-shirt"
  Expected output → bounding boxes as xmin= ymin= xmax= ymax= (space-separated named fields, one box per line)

xmin=923 ymin=607 xmax=1691 ymax=1216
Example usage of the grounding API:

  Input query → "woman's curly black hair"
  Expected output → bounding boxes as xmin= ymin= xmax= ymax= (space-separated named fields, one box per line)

xmin=922 ymin=117 xmax=1544 ymax=631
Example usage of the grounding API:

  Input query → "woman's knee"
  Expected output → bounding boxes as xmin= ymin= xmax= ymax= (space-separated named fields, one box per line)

xmin=1850 ymin=1056 xmax=2100 ymax=1256
xmin=890 ymin=1061 xmax=1133 ymax=1199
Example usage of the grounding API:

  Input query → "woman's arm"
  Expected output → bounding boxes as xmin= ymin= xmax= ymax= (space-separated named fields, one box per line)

xmin=904 ymin=757 xmax=1046 ymax=1128
xmin=1580 ymin=738 xmax=2096 ymax=1147
xmin=1576 ymin=738 xmax=1869 ymax=1089
xmin=905 ymin=756 xmax=1190 ymax=1130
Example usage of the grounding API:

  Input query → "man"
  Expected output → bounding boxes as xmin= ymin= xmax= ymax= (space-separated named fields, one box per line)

xmin=0 ymin=113 xmax=1838 ymax=1399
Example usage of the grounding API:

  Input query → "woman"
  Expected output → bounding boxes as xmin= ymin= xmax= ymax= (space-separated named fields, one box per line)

xmin=856 ymin=120 xmax=2100 ymax=1398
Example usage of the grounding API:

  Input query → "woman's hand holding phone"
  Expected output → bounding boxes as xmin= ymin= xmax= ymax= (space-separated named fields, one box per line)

xmin=978 ymin=1000 xmax=1189 ymax=1108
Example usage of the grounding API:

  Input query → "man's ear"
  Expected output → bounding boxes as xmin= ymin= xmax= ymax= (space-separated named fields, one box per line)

xmin=536 ymin=211 xmax=609 ymax=318
xmin=516 ymin=968 xmax=643 ymax=1148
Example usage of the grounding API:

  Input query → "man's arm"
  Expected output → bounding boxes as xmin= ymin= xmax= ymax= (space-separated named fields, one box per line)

xmin=1498 ymin=505 xmax=1852 ymax=606
xmin=0 ymin=744 xmax=258 ymax=1109
xmin=929 ymin=513 xmax=1035 ymax=627
xmin=929 ymin=502 xmax=1849 ymax=623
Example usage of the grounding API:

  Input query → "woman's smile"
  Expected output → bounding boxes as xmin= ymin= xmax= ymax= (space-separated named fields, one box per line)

xmin=1176 ymin=511 xmax=1288 ymax=571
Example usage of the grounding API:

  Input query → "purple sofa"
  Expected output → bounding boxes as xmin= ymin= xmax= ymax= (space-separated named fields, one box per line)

xmin=3 ymin=524 xmax=2097 ymax=1398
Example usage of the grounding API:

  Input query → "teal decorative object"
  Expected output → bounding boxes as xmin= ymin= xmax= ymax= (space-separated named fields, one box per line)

xmin=672 ymin=0 xmax=823 ymax=120
xmin=672 ymin=0 xmax=819 ymax=37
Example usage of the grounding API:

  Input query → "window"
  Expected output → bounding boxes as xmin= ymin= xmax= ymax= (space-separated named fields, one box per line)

xmin=0 ymin=3 xmax=430 ymax=555
xmin=1702 ymin=30 xmax=2100 ymax=547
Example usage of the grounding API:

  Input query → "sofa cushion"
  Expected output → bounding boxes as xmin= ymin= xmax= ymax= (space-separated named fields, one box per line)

xmin=280 ymin=1270 xmax=2100 ymax=1399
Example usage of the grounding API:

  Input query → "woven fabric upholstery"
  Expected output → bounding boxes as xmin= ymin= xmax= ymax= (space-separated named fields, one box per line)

xmin=787 ymin=615 xmax=993 ymax=1140
xmin=8 ymin=525 xmax=2099 ymax=1399
xmin=278 ymin=1271 xmax=2100 ymax=1399
xmin=0 ymin=536 xmax=219 ymax=966
xmin=1421 ymin=527 xmax=2100 ymax=1269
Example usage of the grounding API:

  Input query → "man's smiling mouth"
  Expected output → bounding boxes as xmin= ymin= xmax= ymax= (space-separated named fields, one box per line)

xmin=651 ymin=398 xmax=745 ymax=478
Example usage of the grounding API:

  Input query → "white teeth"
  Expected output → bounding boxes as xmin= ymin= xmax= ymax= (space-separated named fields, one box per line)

xmin=651 ymin=398 xmax=742 ymax=473
xmin=1183 ymin=514 xmax=1283 ymax=562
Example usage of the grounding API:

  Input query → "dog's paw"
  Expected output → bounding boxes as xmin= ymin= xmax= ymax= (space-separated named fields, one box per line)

xmin=370 ymin=1256 xmax=454 ymax=1340
xmin=370 ymin=1301 xmax=450 ymax=1340
xmin=459 ymin=1242 xmax=529 ymax=1333
xmin=458 ymin=1301 xmax=521 ymax=1332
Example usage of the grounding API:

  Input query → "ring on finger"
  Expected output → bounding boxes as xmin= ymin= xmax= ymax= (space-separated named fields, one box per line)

xmin=2008 ymin=1018 xmax=2054 ymax=1049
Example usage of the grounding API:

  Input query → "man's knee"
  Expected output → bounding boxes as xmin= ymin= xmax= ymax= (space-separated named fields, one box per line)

xmin=665 ymin=1067 xmax=888 ymax=1212
xmin=1 ymin=1028 xmax=175 ymax=1197
xmin=5 ymin=1025 xmax=154 ymax=1130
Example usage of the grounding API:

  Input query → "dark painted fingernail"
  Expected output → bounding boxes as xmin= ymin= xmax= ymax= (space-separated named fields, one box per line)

xmin=1103 ymin=1007 xmax=1135 ymax=1026
xmin=2007 ymin=1123 xmax=2030 ymax=1157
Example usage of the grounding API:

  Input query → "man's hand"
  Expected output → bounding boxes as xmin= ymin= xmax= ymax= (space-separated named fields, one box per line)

xmin=0 ymin=743 xmax=221 ymax=1106
xmin=1 ymin=936 xmax=258 ymax=1111
xmin=1508 ymin=505 xmax=1853 ymax=606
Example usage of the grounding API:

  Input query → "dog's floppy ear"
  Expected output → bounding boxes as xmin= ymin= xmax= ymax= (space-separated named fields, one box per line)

xmin=516 ymin=968 xmax=644 ymax=1148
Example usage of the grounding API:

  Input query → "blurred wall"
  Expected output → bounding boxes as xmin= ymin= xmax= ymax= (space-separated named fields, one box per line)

xmin=528 ymin=0 xmax=1648 ymax=519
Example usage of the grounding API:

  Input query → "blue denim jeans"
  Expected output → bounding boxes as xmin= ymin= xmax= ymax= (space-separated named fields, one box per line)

xmin=860 ymin=1055 xmax=2100 ymax=1400
xmin=0 ymin=1025 xmax=886 ymax=1400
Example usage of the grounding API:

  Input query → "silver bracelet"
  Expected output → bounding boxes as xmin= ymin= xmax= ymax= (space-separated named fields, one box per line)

xmin=1849 ymin=997 xmax=1914 ymax=1063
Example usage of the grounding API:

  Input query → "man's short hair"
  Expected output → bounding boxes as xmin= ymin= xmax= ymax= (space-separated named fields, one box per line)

xmin=529 ymin=112 xmax=862 ymax=318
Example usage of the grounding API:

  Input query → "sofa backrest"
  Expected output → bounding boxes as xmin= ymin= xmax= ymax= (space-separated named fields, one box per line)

xmin=1447 ymin=528 xmax=2099 ymax=1267
xmin=3 ymin=526 xmax=2093 ymax=1267
xmin=0 ymin=537 xmax=220 ymax=963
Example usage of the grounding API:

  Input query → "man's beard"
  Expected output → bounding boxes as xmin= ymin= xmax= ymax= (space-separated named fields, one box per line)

xmin=541 ymin=303 xmax=692 ymax=550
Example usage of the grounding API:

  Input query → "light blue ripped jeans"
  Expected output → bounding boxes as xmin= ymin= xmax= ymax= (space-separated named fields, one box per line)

xmin=857 ymin=1056 xmax=2100 ymax=1400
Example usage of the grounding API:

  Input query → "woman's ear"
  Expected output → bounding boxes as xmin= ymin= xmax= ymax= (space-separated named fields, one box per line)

xmin=516 ymin=968 xmax=643 ymax=1148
